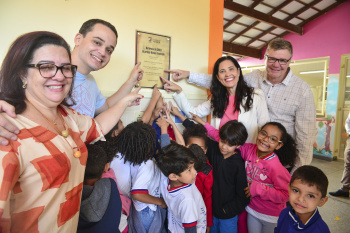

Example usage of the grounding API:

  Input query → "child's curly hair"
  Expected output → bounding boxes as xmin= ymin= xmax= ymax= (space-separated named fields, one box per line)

xmin=114 ymin=121 xmax=157 ymax=165
xmin=188 ymin=144 xmax=207 ymax=173
xmin=183 ymin=124 xmax=208 ymax=148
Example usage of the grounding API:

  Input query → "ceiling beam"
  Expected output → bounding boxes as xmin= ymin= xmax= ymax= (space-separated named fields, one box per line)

xmin=223 ymin=42 xmax=262 ymax=59
xmin=243 ymin=0 xmax=321 ymax=46
xmin=224 ymin=1 xmax=303 ymax=35
xmin=223 ymin=0 xmax=262 ymax=30
xmin=276 ymin=0 xmax=347 ymax=41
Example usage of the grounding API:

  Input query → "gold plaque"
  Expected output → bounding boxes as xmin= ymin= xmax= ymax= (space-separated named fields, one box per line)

xmin=136 ymin=31 xmax=170 ymax=88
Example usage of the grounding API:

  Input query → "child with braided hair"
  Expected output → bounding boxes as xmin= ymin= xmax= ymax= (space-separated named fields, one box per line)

xmin=109 ymin=121 xmax=167 ymax=233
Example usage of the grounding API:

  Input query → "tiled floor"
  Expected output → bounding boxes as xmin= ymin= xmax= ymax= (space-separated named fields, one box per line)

xmin=311 ymin=158 xmax=349 ymax=233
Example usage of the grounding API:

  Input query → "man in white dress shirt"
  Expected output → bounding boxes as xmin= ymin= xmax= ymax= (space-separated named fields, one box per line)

xmin=166 ymin=38 xmax=316 ymax=173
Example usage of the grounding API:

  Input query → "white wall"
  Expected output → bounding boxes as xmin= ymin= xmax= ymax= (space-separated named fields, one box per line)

xmin=0 ymin=0 xmax=210 ymax=124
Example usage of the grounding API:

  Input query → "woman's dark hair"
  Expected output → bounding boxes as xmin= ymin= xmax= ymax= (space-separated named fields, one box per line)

xmin=183 ymin=124 xmax=208 ymax=149
xmin=156 ymin=143 xmax=196 ymax=177
xmin=0 ymin=31 xmax=75 ymax=114
xmin=210 ymin=56 xmax=254 ymax=118
xmin=219 ymin=120 xmax=248 ymax=146
xmin=261 ymin=122 xmax=298 ymax=167
xmin=114 ymin=121 xmax=157 ymax=166
xmin=188 ymin=144 xmax=207 ymax=173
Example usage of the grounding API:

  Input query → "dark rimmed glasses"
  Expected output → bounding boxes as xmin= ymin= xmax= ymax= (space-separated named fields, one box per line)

xmin=27 ymin=63 xmax=77 ymax=78
xmin=258 ymin=130 xmax=282 ymax=144
xmin=265 ymin=55 xmax=291 ymax=65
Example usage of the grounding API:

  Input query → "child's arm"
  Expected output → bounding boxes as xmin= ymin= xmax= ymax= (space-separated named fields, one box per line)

xmin=249 ymin=163 xmax=291 ymax=204
xmin=203 ymin=169 xmax=213 ymax=228
xmin=156 ymin=115 xmax=171 ymax=149
xmin=169 ymin=101 xmax=196 ymax=129
xmin=169 ymin=101 xmax=187 ymax=122
xmin=185 ymin=227 xmax=197 ymax=233
xmin=131 ymin=193 xmax=167 ymax=208
xmin=191 ymin=112 xmax=220 ymax=142
xmin=141 ymin=85 xmax=162 ymax=124
xmin=222 ymin=161 xmax=250 ymax=217
xmin=165 ymin=108 xmax=185 ymax=146
xmin=131 ymin=161 xmax=168 ymax=209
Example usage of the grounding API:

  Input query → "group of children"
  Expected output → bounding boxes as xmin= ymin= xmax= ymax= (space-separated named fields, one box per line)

xmin=77 ymin=86 xmax=331 ymax=233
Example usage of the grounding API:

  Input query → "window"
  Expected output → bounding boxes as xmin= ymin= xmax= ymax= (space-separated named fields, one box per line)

xmin=241 ymin=57 xmax=329 ymax=117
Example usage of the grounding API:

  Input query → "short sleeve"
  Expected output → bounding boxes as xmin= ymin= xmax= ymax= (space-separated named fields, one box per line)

xmin=0 ymin=143 xmax=21 ymax=231
xmin=179 ymin=198 xmax=199 ymax=228
xmin=131 ymin=161 xmax=154 ymax=195
xmin=60 ymin=107 xmax=104 ymax=144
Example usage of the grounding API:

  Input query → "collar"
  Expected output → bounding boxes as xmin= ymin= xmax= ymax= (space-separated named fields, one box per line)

xmin=259 ymin=152 xmax=276 ymax=160
xmin=288 ymin=206 xmax=319 ymax=230
xmin=167 ymin=180 xmax=192 ymax=193
xmin=75 ymin=71 xmax=86 ymax=80
xmin=262 ymin=68 xmax=293 ymax=86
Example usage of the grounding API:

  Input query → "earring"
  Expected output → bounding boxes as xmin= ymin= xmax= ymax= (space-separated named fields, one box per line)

xmin=22 ymin=82 xmax=27 ymax=89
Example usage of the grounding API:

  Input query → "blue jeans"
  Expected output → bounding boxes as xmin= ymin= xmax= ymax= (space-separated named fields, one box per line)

xmin=210 ymin=215 xmax=238 ymax=233
xmin=137 ymin=207 xmax=155 ymax=232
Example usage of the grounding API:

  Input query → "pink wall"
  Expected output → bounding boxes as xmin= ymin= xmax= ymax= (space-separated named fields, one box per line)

xmin=240 ymin=1 xmax=350 ymax=74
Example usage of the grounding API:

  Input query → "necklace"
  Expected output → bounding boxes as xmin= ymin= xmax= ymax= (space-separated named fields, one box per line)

xmin=27 ymin=101 xmax=81 ymax=158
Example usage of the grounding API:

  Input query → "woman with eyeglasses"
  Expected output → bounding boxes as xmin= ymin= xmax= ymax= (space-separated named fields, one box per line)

xmin=161 ymin=56 xmax=269 ymax=144
xmin=0 ymin=31 xmax=142 ymax=232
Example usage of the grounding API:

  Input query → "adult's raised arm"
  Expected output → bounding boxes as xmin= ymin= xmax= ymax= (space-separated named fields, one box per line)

xmin=95 ymin=62 xmax=144 ymax=115
xmin=165 ymin=69 xmax=212 ymax=89
xmin=95 ymin=87 xmax=143 ymax=135
xmin=0 ymin=101 xmax=20 ymax=145
xmin=160 ymin=77 xmax=211 ymax=119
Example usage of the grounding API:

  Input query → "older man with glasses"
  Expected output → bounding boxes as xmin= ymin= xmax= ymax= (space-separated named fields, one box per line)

xmin=166 ymin=38 xmax=316 ymax=174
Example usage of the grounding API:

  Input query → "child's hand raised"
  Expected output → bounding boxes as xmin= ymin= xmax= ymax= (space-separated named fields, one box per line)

xmin=190 ymin=112 xmax=206 ymax=126
xmin=151 ymin=84 xmax=162 ymax=100
xmin=156 ymin=114 xmax=169 ymax=130
xmin=169 ymin=102 xmax=181 ymax=117
xmin=164 ymin=108 xmax=175 ymax=126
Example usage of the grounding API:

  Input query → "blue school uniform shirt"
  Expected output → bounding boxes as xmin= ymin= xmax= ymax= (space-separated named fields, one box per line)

xmin=274 ymin=206 xmax=330 ymax=233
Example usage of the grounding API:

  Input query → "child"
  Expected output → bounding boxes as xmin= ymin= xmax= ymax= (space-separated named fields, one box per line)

xmin=238 ymin=122 xmax=295 ymax=233
xmin=141 ymin=85 xmax=176 ymax=152
xmin=103 ymin=121 xmax=131 ymax=233
xmin=196 ymin=117 xmax=295 ymax=233
xmin=275 ymin=165 xmax=330 ymax=233
xmin=156 ymin=143 xmax=207 ymax=233
xmin=183 ymin=125 xmax=214 ymax=233
xmin=77 ymin=144 xmax=122 ymax=233
xmin=109 ymin=121 xmax=166 ymax=233
xmin=208 ymin=121 xmax=250 ymax=233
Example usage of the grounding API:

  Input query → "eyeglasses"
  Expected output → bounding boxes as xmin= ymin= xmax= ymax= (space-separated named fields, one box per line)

xmin=26 ymin=63 xmax=77 ymax=78
xmin=258 ymin=130 xmax=282 ymax=144
xmin=265 ymin=55 xmax=291 ymax=65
